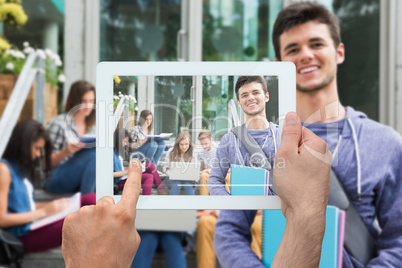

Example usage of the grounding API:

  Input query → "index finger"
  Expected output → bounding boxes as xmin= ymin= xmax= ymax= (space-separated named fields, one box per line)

xmin=118 ymin=159 xmax=142 ymax=216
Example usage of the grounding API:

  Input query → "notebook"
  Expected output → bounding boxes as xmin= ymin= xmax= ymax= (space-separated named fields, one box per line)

xmin=169 ymin=162 xmax=201 ymax=181
xmin=145 ymin=133 xmax=173 ymax=142
xmin=230 ymin=164 xmax=269 ymax=195
xmin=262 ymin=206 xmax=341 ymax=268
xmin=30 ymin=192 xmax=81 ymax=230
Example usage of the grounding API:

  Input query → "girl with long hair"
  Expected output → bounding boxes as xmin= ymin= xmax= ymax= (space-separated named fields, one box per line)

xmin=45 ymin=80 xmax=96 ymax=194
xmin=0 ymin=120 xmax=95 ymax=253
xmin=129 ymin=110 xmax=165 ymax=166
xmin=113 ymin=128 xmax=168 ymax=195
xmin=163 ymin=131 xmax=195 ymax=195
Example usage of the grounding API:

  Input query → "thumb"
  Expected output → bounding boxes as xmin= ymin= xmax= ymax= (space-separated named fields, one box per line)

xmin=277 ymin=112 xmax=302 ymax=157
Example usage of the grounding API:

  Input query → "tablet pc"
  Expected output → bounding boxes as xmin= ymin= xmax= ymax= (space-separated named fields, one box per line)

xmin=96 ymin=62 xmax=295 ymax=209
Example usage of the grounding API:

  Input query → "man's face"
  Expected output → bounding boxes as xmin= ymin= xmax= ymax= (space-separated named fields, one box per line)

xmin=278 ymin=21 xmax=344 ymax=93
xmin=200 ymin=138 xmax=213 ymax=151
xmin=236 ymin=82 xmax=269 ymax=117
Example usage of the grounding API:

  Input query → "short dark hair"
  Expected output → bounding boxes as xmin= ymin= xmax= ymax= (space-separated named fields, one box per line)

xmin=235 ymin=76 xmax=267 ymax=100
xmin=138 ymin=110 xmax=153 ymax=133
xmin=3 ymin=120 xmax=52 ymax=180
xmin=273 ymin=2 xmax=341 ymax=60
xmin=64 ymin=80 xmax=96 ymax=129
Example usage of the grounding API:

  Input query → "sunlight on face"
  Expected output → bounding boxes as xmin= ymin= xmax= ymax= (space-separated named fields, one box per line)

xmin=179 ymin=138 xmax=190 ymax=154
xmin=145 ymin=115 xmax=153 ymax=127
xmin=80 ymin=91 xmax=95 ymax=117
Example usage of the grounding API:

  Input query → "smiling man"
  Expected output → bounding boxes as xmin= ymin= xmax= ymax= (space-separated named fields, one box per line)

xmin=207 ymin=76 xmax=278 ymax=267
xmin=274 ymin=2 xmax=402 ymax=267
xmin=208 ymin=76 xmax=277 ymax=196
xmin=213 ymin=2 xmax=402 ymax=268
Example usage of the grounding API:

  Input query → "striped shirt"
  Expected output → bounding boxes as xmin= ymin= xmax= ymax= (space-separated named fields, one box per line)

xmin=129 ymin=125 xmax=149 ymax=144
xmin=46 ymin=113 xmax=95 ymax=154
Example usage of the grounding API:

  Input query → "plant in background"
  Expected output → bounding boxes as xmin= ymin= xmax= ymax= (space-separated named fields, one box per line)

xmin=0 ymin=0 xmax=27 ymax=26
xmin=113 ymin=75 xmax=121 ymax=85
xmin=113 ymin=91 xmax=137 ymax=114
xmin=0 ymin=0 xmax=28 ymax=46
xmin=0 ymin=41 xmax=65 ymax=87
xmin=0 ymin=35 xmax=11 ymax=51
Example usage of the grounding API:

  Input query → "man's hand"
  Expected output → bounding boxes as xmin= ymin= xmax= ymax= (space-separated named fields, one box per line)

xmin=271 ymin=112 xmax=332 ymax=268
xmin=273 ymin=112 xmax=331 ymax=219
xmin=62 ymin=159 xmax=142 ymax=268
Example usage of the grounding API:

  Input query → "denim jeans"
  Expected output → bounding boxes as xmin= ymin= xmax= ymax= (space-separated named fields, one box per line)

xmin=45 ymin=148 xmax=96 ymax=194
xmin=131 ymin=140 xmax=165 ymax=166
xmin=131 ymin=231 xmax=187 ymax=268
xmin=169 ymin=180 xmax=195 ymax=195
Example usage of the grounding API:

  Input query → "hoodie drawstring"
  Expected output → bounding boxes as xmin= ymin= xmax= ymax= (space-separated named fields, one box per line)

xmin=347 ymin=116 xmax=362 ymax=201
xmin=333 ymin=116 xmax=362 ymax=201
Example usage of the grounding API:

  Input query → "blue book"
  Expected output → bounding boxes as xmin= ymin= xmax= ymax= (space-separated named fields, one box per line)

xmin=230 ymin=164 xmax=268 ymax=195
xmin=262 ymin=206 xmax=340 ymax=268
xmin=79 ymin=134 xmax=96 ymax=143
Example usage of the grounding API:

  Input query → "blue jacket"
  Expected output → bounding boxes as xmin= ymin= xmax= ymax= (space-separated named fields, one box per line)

xmin=211 ymin=107 xmax=402 ymax=268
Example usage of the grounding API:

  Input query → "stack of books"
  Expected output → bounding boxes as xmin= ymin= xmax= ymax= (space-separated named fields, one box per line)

xmin=230 ymin=164 xmax=269 ymax=195
xmin=230 ymin=164 xmax=345 ymax=268
xmin=262 ymin=206 xmax=345 ymax=268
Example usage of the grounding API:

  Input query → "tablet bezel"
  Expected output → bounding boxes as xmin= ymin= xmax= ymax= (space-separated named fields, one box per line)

xmin=96 ymin=62 xmax=295 ymax=209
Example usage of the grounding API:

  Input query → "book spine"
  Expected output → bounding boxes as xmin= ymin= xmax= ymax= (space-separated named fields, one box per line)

xmin=261 ymin=211 xmax=269 ymax=267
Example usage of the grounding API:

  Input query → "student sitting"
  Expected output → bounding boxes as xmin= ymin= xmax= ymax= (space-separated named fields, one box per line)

xmin=129 ymin=110 xmax=165 ymax=166
xmin=114 ymin=128 xmax=168 ymax=195
xmin=163 ymin=132 xmax=195 ymax=195
xmin=45 ymin=80 xmax=96 ymax=194
xmin=197 ymin=129 xmax=230 ymax=195
xmin=0 ymin=120 xmax=95 ymax=253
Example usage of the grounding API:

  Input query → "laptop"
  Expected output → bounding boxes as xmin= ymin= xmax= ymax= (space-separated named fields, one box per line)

xmin=169 ymin=162 xmax=201 ymax=181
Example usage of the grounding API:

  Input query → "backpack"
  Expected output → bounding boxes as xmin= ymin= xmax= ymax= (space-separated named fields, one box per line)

xmin=231 ymin=125 xmax=377 ymax=265
xmin=0 ymin=229 xmax=24 ymax=268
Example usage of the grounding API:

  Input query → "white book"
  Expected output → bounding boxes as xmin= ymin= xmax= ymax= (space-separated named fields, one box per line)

xmin=145 ymin=133 xmax=173 ymax=141
xmin=30 ymin=193 xmax=81 ymax=231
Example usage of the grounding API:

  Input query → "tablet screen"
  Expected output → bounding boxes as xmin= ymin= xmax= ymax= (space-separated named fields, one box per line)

xmin=97 ymin=62 xmax=295 ymax=209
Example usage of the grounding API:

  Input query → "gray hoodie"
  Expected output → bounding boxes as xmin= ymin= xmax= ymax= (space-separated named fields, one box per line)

xmin=211 ymin=107 xmax=402 ymax=268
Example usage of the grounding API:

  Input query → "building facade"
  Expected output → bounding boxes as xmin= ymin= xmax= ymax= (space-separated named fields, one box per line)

xmin=12 ymin=0 xmax=399 ymax=136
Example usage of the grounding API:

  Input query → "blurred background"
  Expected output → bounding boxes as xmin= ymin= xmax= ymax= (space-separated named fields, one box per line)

xmin=0 ymin=0 xmax=401 ymax=267
xmin=1 ymin=0 xmax=401 ymax=136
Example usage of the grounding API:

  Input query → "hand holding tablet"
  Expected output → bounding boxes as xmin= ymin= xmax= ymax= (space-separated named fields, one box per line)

xmin=62 ymin=159 xmax=142 ymax=267
xmin=63 ymin=113 xmax=331 ymax=267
